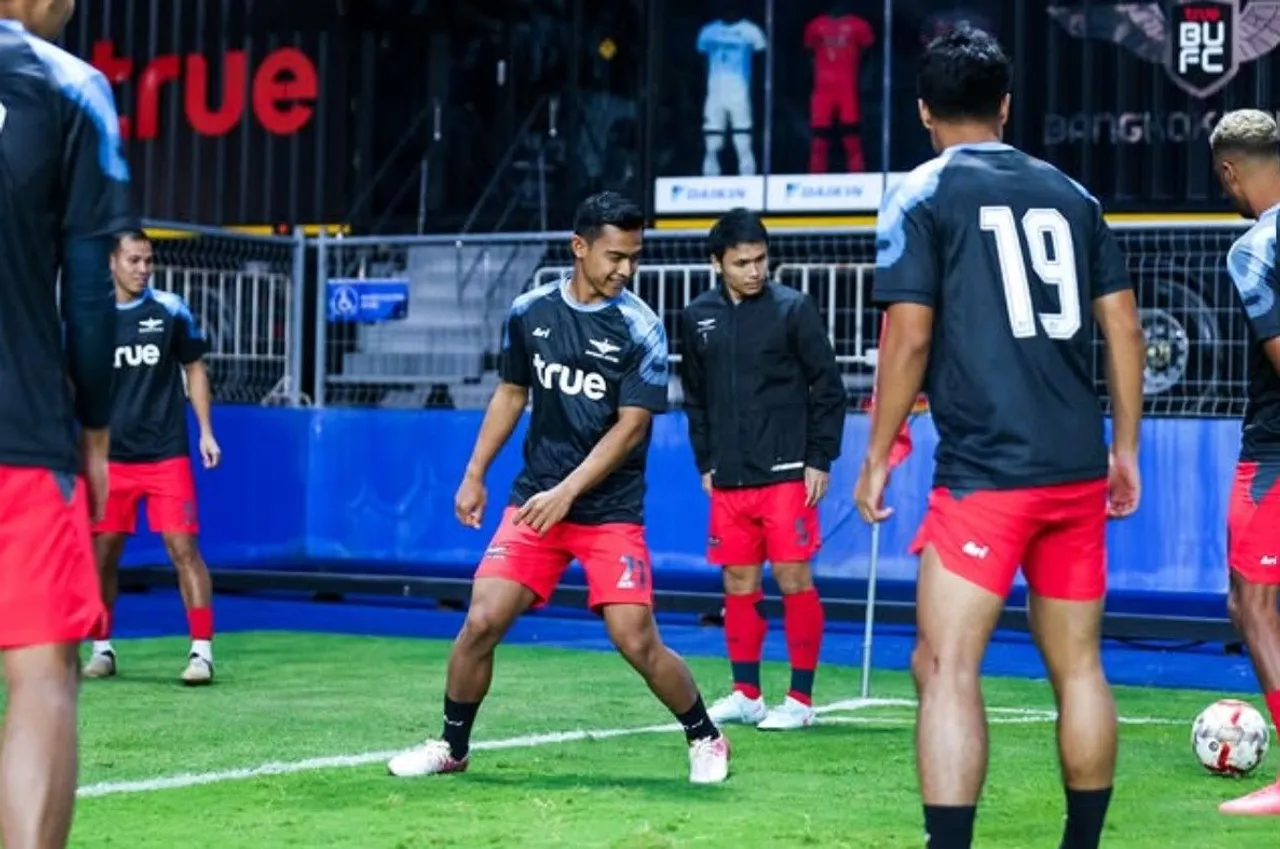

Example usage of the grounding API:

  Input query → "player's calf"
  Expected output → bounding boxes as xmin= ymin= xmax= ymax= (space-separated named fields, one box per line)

xmin=711 ymin=568 xmax=768 ymax=725
xmin=603 ymin=605 xmax=729 ymax=784
xmin=163 ymin=533 xmax=215 ymax=684
xmin=1221 ymin=575 xmax=1280 ymax=814
xmin=756 ymin=561 xmax=822 ymax=731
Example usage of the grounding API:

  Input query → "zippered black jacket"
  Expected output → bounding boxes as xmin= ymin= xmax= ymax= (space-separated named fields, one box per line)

xmin=679 ymin=282 xmax=846 ymax=489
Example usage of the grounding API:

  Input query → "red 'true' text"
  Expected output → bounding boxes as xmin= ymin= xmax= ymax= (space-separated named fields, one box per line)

xmin=89 ymin=40 xmax=319 ymax=141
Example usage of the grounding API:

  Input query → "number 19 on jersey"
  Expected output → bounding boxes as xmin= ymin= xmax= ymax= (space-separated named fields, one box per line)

xmin=980 ymin=205 xmax=1082 ymax=341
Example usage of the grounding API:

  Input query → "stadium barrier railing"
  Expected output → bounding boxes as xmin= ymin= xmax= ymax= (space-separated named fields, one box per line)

xmin=121 ymin=220 xmax=1259 ymax=649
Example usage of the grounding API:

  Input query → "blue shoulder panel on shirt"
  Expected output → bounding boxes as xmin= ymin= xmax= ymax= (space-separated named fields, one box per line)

xmin=502 ymin=281 xmax=557 ymax=350
xmin=1227 ymin=221 xmax=1278 ymax=321
xmin=151 ymin=290 xmax=203 ymax=338
xmin=875 ymin=152 xmax=952 ymax=269
xmin=617 ymin=292 xmax=668 ymax=388
xmin=16 ymin=27 xmax=130 ymax=183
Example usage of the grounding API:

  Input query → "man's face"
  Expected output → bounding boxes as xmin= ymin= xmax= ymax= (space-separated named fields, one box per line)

xmin=572 ymin=225 xmax=642 ymax=300
xmin=111 ymin=236 xmax=153 ymax=296
xmin=713 ymin=242 xmax=768 ymax=300
xmin=25 ymin=0 xmax=75 ymax=40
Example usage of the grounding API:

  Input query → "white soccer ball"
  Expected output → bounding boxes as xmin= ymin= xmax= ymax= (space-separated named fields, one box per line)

xmin=1191 ymin=699 xmax=1270 ymax=777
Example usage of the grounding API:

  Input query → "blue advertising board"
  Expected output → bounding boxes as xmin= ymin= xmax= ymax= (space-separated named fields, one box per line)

xmin=326 ymin=278 xmax=409 ymax=323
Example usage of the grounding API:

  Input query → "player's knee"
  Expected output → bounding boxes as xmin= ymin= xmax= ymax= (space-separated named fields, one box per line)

xmin=1228 ymin=579 xmax=1280 ymax=636
xmin=3 ymin=644 xmax=78 ymax=700
xmin=771 ymin=562 xmax=813 ymax=595
xmin=607 ymin=618 xmax=661 ymax=669
xmin=456 ymin=607 xmax=509 ymax=653
xmin=910 ymin=635 xmax=980 ymax=692
xmin=722 ymin=566 xmax=763 ymax=595
xmin=164 ymin=535 xmax=203 ymax=572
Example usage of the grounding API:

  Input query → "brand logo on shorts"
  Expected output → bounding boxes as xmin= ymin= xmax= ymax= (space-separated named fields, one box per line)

xmin=114 ymin=343 xmax=161 ymax=369
xmin=533 ymin=353 xmax=608 ymax=401
xmin=1261 ymin=554 xmax=1278 ymax=566
xmin=961 ymin=540 xmax=990 ymax=559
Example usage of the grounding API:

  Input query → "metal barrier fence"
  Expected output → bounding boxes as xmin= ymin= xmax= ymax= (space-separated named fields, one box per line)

xmin=311 ymin=221 xmax=1255 ymax=417
xmin=144 ymin=220 xmax=306 ymax=406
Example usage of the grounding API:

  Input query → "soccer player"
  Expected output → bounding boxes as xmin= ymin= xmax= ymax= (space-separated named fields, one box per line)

xmin=81 ymin=230 xmax=221 ymax=686
xmin=386 ymin=191 xmax=730 ymax=784
xmin=0 ymin=2 xmax=134 ymax=846
xmin=679 ymin=209 xmax=845 ymax=730
xmin=696 ymin=8 xmax=766 ymax=177
xmin=1209 ymin=109 xmax=1280 ymax=816
xmin=852 ymin=28 xmax=1145 ymax=849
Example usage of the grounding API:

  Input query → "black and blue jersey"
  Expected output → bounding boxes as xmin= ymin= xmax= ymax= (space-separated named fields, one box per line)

xmin=109 ymin=289 xmax=208 ymax=463
xmin=874 ymin=142 xmax=1132 ymax=491
xmin=499 ymin=279 xmax=669 ymax=525
xmin=0 ymin=21 xmax=135 ymax=473
xmin=1225 ymin=202 xmax=1280 ymax=463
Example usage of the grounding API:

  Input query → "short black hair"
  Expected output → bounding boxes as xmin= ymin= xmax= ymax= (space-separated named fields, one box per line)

xmin=572 ymin=191 xmax=644 ymax=242
xmin=113 ymin=229 xmax=151 ymax=252
xmin=706 ymin=208 xmax=768 ymax=260
xmin=917 ymin=25 xmax=1011 ymax=122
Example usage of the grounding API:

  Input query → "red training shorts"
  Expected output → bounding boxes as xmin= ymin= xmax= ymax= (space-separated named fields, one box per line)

xmin=94 ymin=457 xmax=199 ymax=535
xmin=910 ymin=478 xmax=1108 ymax=601
xmin=1228 ymin=461 xmax=1280 ymax=585
xmin=810 ymin=85 xmax=859 ymax=128
xmin=708 ymin=480 xmax=820 ymax=566
xmin=475 ymin=507 xmax=654 ymax=611
xmin=0 ymin=466 xmax=104 ymax=649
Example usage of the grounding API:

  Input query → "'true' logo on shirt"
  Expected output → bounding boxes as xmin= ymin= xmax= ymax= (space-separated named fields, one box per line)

xmin=115 ymin=343 xmax=161 ymax=369
xmin=533 ymin=353 xmax=607 ymax=401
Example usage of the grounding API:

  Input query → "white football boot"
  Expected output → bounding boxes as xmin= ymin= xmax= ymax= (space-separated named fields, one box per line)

xmin=756 ymin=696 xmax=816 ymax=731
xmin=688 ymin=733 xmax=730 ymax=784
xmin=387 ymin=739 xmax=469 ymax=777
xmin=706 ymin=690 xmax=768 ymax=725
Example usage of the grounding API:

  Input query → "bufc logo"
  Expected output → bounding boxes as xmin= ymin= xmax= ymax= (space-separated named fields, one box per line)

xmin=1048 ymin=0 xmax=1280 ymax=99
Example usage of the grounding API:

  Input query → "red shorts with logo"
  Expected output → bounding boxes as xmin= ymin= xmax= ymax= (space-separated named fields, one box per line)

xmin=475 ymin=507 xmax=654 ymax=610
xmin=0 ymin=466 xmax=104 ymax=649
xmin=93 ymin=457 xmax=199 ymax=535
xmin=708 ymin=480 xmax=820 ymax=566
xmin=910 ymin=478 xmax=1108 ymax=601
xmin=1228 ymin=461 xmax=1280 ymax=585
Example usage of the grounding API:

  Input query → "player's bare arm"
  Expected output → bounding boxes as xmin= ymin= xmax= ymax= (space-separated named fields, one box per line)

xmin=183 ymin=359 xmax=221 ymax=469
xmin=793 ymin=296 xmax=843 ymax=507
xmin=1093 ymin=289 xmax=1144 ymax=517
xmin=514 ymin=406 xmax=652 ymax=534
xmin=855 ymin=302 xmax=932 ymax=523
xmin=678 ymin=311 xmax=712 ymax=495
xmin=456 ymin=381 xmax=528 ymax=528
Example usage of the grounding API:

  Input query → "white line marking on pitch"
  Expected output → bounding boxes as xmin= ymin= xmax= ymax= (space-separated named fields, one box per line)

xmin=74 ymin=696 xmax=1180 ymax=799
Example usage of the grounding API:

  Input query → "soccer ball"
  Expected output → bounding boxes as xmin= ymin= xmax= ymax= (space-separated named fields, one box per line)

xmin=1191 ymin=699 xmax=1270 ymax=776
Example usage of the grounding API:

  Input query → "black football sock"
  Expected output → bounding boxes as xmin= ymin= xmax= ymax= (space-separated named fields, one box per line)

xmin=441 ymin=696 xmax=480 ymax=760
xmin=675 ymin=695 xmax=721 ymax=743
xmin=923 ymin=805 xmax=976 ymax=849
xmin=1060 ymin=787 xmax=1112 ymax=849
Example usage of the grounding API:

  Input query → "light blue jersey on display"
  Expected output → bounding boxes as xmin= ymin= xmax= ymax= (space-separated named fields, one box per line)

xmin=696 ymin=19 xmax=767 ymax=86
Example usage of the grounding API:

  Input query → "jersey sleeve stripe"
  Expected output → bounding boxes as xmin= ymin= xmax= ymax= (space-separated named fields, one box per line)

xmin=875 ymin=155 xmax=948 ymax=269
xmin=151 ymin=290 xmax=204 ymax=339
xmin=17 ymin=30 xmax=130 ymax=183
xmin=618 ymin=295 xmax=669 ymax=388
xmin=1228 ymin=225 xmax=1278 ymax=321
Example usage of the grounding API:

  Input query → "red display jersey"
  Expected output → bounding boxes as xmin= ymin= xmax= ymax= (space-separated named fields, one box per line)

xmin=804 ymin=14 xmax=875 ymax=91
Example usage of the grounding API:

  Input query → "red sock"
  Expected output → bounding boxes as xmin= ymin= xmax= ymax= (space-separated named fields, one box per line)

xmin=783 ymin=589 xmax=825 ymax=706
xmin=1266 ymin=690 xmax=1280 ymax=736
xmin=724 ymin=591 xmax=767 ymax=700
xmin=187 ymin=606 xmax=214 ymax=641
xmin=91 ymin=609 xmax=113 ymax=642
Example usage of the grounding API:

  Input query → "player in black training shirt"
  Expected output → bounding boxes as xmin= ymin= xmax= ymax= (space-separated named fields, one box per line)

xmin=386 ymin=192 xmax=730 ymax=784
xmin=82 ymin=231 xmax=221 ymax=687
xmin=1209 ymin=110 xmax=1280 ymax=817
xmin=851 ymin=28 xmax=1146 ymax=849
xmin=0 ymin=3 xmax=136 ymax=847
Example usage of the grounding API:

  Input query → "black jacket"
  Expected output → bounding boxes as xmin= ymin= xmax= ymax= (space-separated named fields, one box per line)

xmin=679 ymin=282 xmax=846 ymax=489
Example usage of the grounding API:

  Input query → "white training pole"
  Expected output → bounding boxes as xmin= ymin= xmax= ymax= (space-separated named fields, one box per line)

xmin=859 ymin=522 xmax=881 ymax=700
